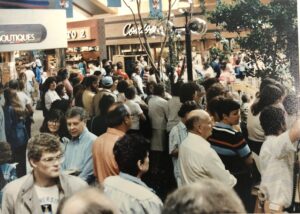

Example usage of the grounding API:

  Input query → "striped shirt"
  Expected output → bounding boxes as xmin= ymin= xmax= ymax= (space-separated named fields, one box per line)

xmin=208 ymin=122 xmax=251 ymax=174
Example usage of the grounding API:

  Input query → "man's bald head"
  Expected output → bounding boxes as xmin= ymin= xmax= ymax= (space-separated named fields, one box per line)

xmin=185 ymin=110 xmax=212 ymax=139
xmin=106 ymin=102 xmax=131 ymax=129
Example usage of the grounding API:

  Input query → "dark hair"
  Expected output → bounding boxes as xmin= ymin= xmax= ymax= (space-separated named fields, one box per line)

xmin=70 ymin=77 xmax=81 ymax=87
xmin=283 ymin=93 xmax=298 ymax=115
xmin=145 ymin=81 xmax=157 ymax=95
xmin=260 ymin=106 xmax=286 ymax=136
xmin=251 ymin=85 xmax=283 ymax=116
xmin=99 ymin=95 xmax=115 ymax=115
xmin=40 ymin=109 xmax=69 ymax=139
xmin=51 ymin=99 xmax=71 ymax=113
xmin=178 ymin=101 xmax=198 ymax=118
xmin=117 ymin=80 xmax=129 ymax=93
xmin=102 ymin=59 xmax=108 ymax=66
xmin=153 ymin=83 xmax=165 ymax=96
xmin=201 ymin=78 xmax=219 ymax=92
xmin=0 ymin=141 xmax=12 ymax=164
xmin=94 ymin=70 xmax=101 ymax=76
xmin=8 ymin=79 xmax=19 ymax=90
xmin=113 ymin=134 xmax=150 ymax=176
xmin=171 ymin=81 xmax=183 ymax=96
xmin=42 ymin=76 xmax=57 ymax=92
xmin=57 ymin=68 xmax=69 ymax=80
xmin=106 ymin=103 xmax=129 ymax=127
xmin=241 ymin=94 xmax=249 ymax=103
xmin=69 ymin=72 xmax=79 ymax=82
xmin=207 ymin=96 xmax=225 ymax=121
xmin=179 ymin=82 xmax=197 ymax=103
xmin=18 ymin=80 xmax=25 ymax=91
xmin=124 ymin=86 xmax=136 ymax=100
xmin=27 ymin=133 xmax=61 ymax=161
xmin=55 ymin=84 xmax=66 ymax=97
xmin=215 ymin=98 xmax=240 ymax=120
xmin=206 ymin=83 xmax=226 ymax=104
xmin=85 ymin=75 xmax=98 ymax=87
xmin=104 ymin=65 xmax=112 ymax=76
xmin=65 ymin=106 xmax=88 ymax=122
xmin=116 ymin=62 xmax=123 ymax=69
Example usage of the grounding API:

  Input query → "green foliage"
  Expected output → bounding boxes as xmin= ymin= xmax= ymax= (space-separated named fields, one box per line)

xmin=208 ymin=0 xmax=298 ymax=84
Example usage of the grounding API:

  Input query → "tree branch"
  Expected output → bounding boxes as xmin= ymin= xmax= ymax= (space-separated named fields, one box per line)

xmin=122 ymin=0 xmax=150 ymax=60
xmin=157 ymin=0 xmax=172 ymax=71
xmin=136 ymin=0 xmax=156 ymax=69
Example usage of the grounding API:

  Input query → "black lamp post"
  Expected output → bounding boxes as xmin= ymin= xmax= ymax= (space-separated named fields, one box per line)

xmin=169 ymin=10 xmax=207 ymax=82
xmin=184 ymin=11 xmax=193 ymax=81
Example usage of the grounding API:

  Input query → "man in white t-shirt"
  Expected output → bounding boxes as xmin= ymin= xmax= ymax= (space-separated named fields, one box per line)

xmin=1 ymin=133 xmax=87 ymax=214
xmin=124 ymin=86 xmax=145 ymax=131
xmin=24 ymin=64 xmax=36 ymax=99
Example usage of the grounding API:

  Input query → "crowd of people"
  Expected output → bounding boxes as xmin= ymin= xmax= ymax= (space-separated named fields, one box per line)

xmin=0 ymin=54 xmax=299 ymax=214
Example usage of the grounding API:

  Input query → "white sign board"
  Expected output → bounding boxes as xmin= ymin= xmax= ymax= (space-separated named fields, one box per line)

xmin=0 ymin=9 xmax=67 ymax=52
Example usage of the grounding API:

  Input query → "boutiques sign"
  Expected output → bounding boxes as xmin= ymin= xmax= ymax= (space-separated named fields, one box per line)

xmin=123 ymin=23 xmax=158 ymax=37
xmin=0 ymin=24 xmax=47 ymax=44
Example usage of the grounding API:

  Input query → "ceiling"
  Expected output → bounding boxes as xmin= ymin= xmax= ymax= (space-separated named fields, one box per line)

xmin=73 ymin=0 xmax=116 ymax=16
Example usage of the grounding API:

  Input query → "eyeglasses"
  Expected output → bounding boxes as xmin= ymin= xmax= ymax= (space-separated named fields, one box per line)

xmin=40 ymin=154 xmax=64 ymax=165
xmin=48 ymin=120 xmax=59 ymax=125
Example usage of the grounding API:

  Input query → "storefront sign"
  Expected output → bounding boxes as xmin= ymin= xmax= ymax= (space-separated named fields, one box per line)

xmin=0 ymin=24 xmax=47 ymax=44
xmin=123 ymin=23 xmax=157 ymax=37
xmin=0 ymin=10 xmax=67 ymax=52
xmin=67 ymin=27 xmax=91 ymax=41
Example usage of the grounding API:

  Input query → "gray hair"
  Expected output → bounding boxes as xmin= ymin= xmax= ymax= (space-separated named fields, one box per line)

xmin=65 ymin=106 xmax=88 ymax=122
xmin=58 ymin=187 xmax=117 ymax=214
xmin=163 ymin=179 xmax=246 ymax=214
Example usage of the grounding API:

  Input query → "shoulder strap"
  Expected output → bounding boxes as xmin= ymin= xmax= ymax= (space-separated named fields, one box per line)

xmin=290 ymin=141 xmax=300 ymax=212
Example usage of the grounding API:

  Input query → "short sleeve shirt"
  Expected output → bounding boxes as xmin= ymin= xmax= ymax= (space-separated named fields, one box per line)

xmin=124 ymin=100 xmax=143 ymax=130
xmin=208 ymin=122 xmax=251 ymax=173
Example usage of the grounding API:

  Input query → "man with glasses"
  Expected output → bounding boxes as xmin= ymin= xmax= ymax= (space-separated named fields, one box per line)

xmin=1 ymin=133 xmax=87 ymax=214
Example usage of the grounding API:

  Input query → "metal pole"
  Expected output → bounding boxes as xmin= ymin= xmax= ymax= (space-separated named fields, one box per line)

xmin=185 ymin=12 xmax=193 ymax=81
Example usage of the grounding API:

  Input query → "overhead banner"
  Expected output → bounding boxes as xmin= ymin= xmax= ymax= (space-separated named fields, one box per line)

xmin=55 ymin=0 xmax=73 ymax=18
xmin=107 ymin=0 xmax=121 ymax=7
xmin=0 ymin=9 xmax=67 ymax=52
xmin=149 ymin=0 xmax=162 ymax=18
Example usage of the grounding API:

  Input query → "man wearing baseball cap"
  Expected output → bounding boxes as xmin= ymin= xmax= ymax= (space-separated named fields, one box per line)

xmin=92 ymin=76 xmax=117 ymax=116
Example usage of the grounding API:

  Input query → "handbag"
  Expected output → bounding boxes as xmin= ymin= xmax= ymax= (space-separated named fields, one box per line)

xmin=36 ymin=99 xmax=43 ymax=110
